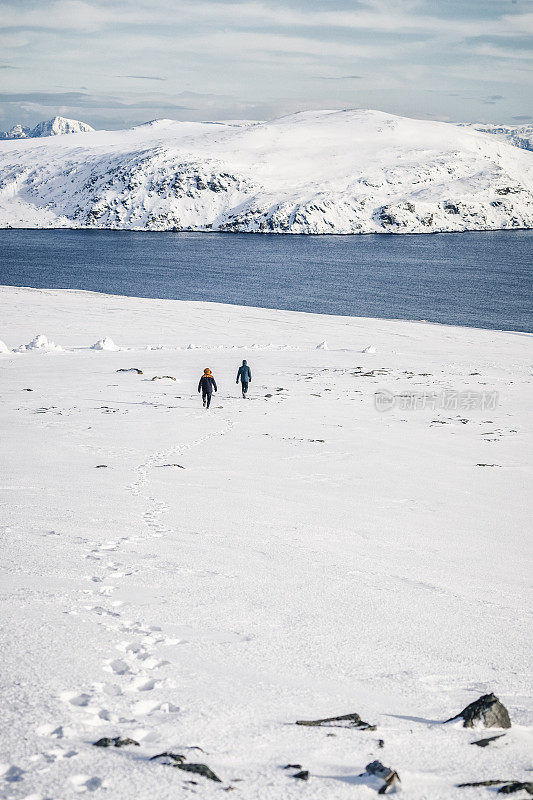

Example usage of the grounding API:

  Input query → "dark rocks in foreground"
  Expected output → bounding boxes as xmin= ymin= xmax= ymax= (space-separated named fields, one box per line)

xmin=93 ymin=736 xmax=139 ymax=748
xmin=364 ymin=760 xmax=401 ymax=794
xmin=498 ymin=783 xmax=533 ymax=795
xmin=150 ymin=752 xmax=222 ymax=783
xmin=458 ymin=780 xmax=533 ymax=795
xmin=295 ymin=711 xmax=376 ymax=731
xmin=116 ymin=368 xmax=143 ymax=374
xmin=446 ymin=693 xmax=511 ymax=729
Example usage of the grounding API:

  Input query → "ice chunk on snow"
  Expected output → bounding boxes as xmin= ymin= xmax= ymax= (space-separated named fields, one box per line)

xmin=316 ymin=341 xmax=328 ymax=350
xmin=0 ymin=340 xmax=10 ymax=353
xmin=91 ymin=337 xmax=120 ymax=351
xmin=362 ymin=345 xmax=376 ymax=354
xmin=15 ymin=334 xmax=63 ymax=352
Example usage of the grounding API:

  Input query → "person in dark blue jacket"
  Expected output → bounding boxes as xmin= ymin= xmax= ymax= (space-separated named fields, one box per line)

xmin=198 ymin=368 xmax=217 ymax=408
xmin=236 ymin=359 xmax=252 ymax=398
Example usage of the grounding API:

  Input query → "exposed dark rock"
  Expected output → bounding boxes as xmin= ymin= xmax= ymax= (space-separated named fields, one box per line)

xmin=150 ymin=752 xmax=185 ymax=764
xmin=471 ymin=734 xmax=506 ymax=747
xmin=498 ymin=783 xmax=533 ymax=795
xmin=176 ymin=763 xmax=222 ymax=782
xmin=157 ymin=464 xmax=185 ymax=468
xmin=444 ymin=202 xmax=460 ymax=214
xmin=265 ymin=393 xmax=273 ymax=398
xmin=93 ymin=736 xmax=140 ymax=748
xmin=458 ymin=780 xmax=533 ymax=794
xmin=458 ymin=780 xmax=510 ymax=788
xmin=22 ymin=388 xmax=33 ymax=391
xmin=116 ymin=368 xmax=143 ymax=374
xmin=445 ymin=693 xmax=511 ymax=729
xmin=283 ymin=765 xmax=302 ymax=770
xmin=95 ymin=464 xmax=108 ymax=468
xmin=296 ymin=712 xmax=376 ymax=731
xmin=364 ymin=761 xmax=401 ymax=794
xmin=150 ymin=752 xmax=221 ymax=782
xmin=151 ymin=375 xmax=176 ymax=381
xmin=293 ymin=771 xmax=309 ymax=781
xmin=378 ymin=739 xmax=385 ymax=748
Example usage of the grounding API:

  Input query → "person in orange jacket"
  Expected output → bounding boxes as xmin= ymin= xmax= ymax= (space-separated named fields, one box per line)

xmin=198 ymin=367 xmax=217 ymax=408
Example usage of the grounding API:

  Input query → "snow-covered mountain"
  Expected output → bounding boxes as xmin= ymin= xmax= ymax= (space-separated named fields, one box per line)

xmin=1 ymin=109 xmax=532 ymax=234
xmin=0 ymin=115 xmax=94 ymax=140
xmin=458 ymin=122 xmax=533 ymax=152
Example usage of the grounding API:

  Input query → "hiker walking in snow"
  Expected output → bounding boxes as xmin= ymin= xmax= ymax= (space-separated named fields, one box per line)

xmin=236 ymin=359 xmax=252 ymax=398
xmin=198 ymin=367 xmax=217 ymax=409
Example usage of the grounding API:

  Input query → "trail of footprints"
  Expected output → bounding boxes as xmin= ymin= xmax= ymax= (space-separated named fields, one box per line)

xmin=23 ymin=421 xmax=237 ymax=793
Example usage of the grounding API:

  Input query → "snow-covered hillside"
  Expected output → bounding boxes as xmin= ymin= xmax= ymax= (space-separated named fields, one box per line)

xmin=1 ymin=109 xmax=532 ymax=234
xmin=459 ymin=123 xmax=533 ymax=153
xmin=0 ymin=286 xmax=531 ymax=799
xmin=0 ymin=115 xmax=94 ymax=140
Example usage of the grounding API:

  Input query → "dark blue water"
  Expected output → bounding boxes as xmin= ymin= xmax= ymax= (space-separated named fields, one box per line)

xmin=0 ymin=229 xmax=531 ymax=332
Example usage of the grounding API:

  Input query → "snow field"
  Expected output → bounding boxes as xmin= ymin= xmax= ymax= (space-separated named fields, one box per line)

xmin=0 ymin=286 xmax=531 ymax=799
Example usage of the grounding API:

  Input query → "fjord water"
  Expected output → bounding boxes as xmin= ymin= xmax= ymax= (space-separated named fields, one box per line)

xmin=0 ymin=228 xmax=531 ymax=332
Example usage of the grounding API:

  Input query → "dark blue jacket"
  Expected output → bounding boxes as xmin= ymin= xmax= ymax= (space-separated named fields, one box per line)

xmin=198 ymin=375 xmax=217 ymax=394
xmin=236 ymin=361 xmax=252 ymax=384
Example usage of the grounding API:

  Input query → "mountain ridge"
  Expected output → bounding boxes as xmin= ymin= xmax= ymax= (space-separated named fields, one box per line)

xmin=1 ymin=108 xmax=531 ymax=234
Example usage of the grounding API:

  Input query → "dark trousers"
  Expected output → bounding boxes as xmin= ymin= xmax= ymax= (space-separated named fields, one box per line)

xmin=241 ymin=381 xmax=249 ymax=396
xmin=202 ymin=391 xmax=212 ymax=408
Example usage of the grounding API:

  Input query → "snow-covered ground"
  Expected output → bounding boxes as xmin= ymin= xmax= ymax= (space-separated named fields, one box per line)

xmin=0 ymin=286 xmax=531 ymax=799
xmin=1 ymin=109 xmax=532 ymax=234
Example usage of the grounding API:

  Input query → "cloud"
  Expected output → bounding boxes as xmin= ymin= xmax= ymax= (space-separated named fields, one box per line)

xmin=120 ymin=75 xmax=167 ymax=81
xmin=313 ymin=75 xmax=364 ymax=81
xmin=512 ymin=114 xmax=532 ymax=121
xmin=0 ymin=90 xmax=190 ymax=111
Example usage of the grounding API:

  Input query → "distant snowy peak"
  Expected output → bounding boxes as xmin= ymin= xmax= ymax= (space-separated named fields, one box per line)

xmin=459 ymin=123 xmax=533 ymax=152
xmin=0 ymin=116 xmax=94 ymax=140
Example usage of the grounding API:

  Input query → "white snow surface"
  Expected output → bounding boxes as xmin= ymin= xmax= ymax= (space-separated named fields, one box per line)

xmin=0 ymin=285 xmax=531 ymax=800
xmin=1 ymin=109 xmax=532 ymax=234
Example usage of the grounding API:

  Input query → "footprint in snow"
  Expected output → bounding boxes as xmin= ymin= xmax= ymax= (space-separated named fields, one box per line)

xmin=61 ymin=692 xmax=93 ymax=707
xmin=70 ymin=775 xmax=103 ymax=792
xmin=0 ymin=765 xmax=24 ymax=782
xmin=125 ymin=676 xmax=162 ymax=693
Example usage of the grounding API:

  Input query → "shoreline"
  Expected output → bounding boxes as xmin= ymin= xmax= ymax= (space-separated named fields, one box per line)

xmin=1 ymin=224 xmax=532 ymax=237
xmin=1 ymin=283 xmax=532 ymax=338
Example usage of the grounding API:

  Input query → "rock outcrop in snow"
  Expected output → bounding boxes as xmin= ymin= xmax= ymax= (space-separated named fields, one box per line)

xmin=0 ymin=116 xmax=94 ymax=140
xmin=0 ymin=109 xmax=532 ymax=234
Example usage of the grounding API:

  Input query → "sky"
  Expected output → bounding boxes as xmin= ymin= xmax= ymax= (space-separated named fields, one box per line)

xmin=0 ymin=0 xmax=532 ymax=131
